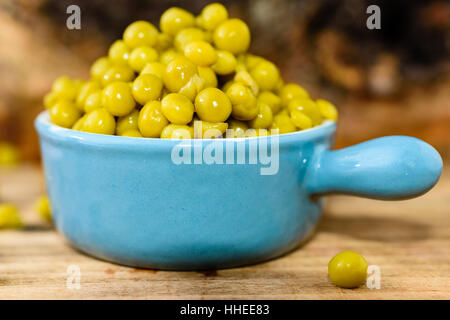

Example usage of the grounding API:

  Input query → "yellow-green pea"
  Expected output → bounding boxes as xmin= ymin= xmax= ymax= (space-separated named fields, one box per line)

xmin=160 ymin=49 xmax=182 ymax=65
xmin=102 ymin=81 xmax=136 ymax=116
xmin=213 ymin=19 xmax=250 ymax=54
xmin=249 ymin=60 xmax=280 ymax=91
xmin=140 ymin=62 xmax=165 ymax=79
xmin=258 ymin=91 xmax=282 ymax=114
xmin=160 ymin=7 xmax=195 ymax=36
xmin=290 ymin=109 xmax=312 ymax=130
xmin=0 ymin=142 xmax=20 ymax=166
xmin=193 ymin=120 xmax=228 ymax=139
xmin=90 ymin=57 xmax=112 ymax=81
xmin=197 ymin=67 xmax=218 ymax=88
xmin=160 ymin=124 xmax=194 ymax=139
xmin=161 ymin=93 xmax=194 ymax=125
xmin=84 ymin=90 xmax=102 ymax=113
xmin=102 ymin=65 xmax=135 ymax=87
xmin=163 ymin=56 xmax=197 ymax=93
xmin=50 ymin=100 xmax=81 ymax=128
xmin=280 ymin=83 xmax=310 ymax=107
xmin=35 ymin=195 xmax=52 ymax=223
xmin=116 ymin=109 xmax=139 ymax=136
xmin=195 ymin=87 xmax=232 ymax=123
xmin=222 ymin=80 xmax=234 ymax=93
xmin=174 ymin=27 xmax=206 ymax=51
xmin=272 ymin=111 xmax=296 ymax=134
xmin=108 ymin=40 xmax=130 ymax=65
xmin=120 ymin=129 xmax=143 ymax=138
xmin=226 ymin=82 xmax=258 ymax=121
xmin=128 ymin=46 xmax=159 ymax=72
xmin=328 ymin=251 xmax=368 ymax=288
xmin=76 ymin=81 xmax=101 ymax=110
xmin=248 ymin=102 xmax=273 ymax=129
xmin=72 ymin=114 xmax=86 ymax=131
xmin=132 ymin=74 xmax=163 ymax=105
xmin=155 ymin=33 xmax=173 ymax=51
xmin=51 ymin=76 xmax=78 ymax=101
xmin=316 ymin=99 xmax=338 ymax=121
xmin=0 ymin=203 xmax=22 ymax=229
xmin=184 ymin=41 xmax=217 ymax=67
xmin=178 ymin=74 xmax=205 ymax=101
xmin=288 ymin=97 xmax=322 ymax=126
xmin=234 ymin=70 xmax=259 ymax=96
xmin=82 ymin=108 xmax=116 ymax=135
xmin=212 ymin=50 xmax=237 ymax=75
xmin=200 ymin=3 xmax=228 ymax=31
xmin=43 ymin=91 xmax=59 ymax=109
xmin=226 ymin=119 xmax=248 ymax=138
xmin=245 ymin=54 xmax=265 ymax=70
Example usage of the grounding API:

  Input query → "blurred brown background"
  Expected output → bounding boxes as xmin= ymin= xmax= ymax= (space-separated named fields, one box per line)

xmin=1 ymin=0 xmax=449 ymax=161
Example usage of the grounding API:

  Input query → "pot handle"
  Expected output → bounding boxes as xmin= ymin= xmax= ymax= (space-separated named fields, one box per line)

xmin=305 ymin=136 xmax=443 ymax=200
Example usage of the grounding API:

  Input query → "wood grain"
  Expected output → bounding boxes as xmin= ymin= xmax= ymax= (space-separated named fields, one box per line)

xmin=0 ymin=165 xmax=449 ymax=300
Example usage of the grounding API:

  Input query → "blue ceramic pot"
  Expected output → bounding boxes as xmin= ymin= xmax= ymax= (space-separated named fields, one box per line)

xmin=35 ymin=111 xmax=442 ymax=270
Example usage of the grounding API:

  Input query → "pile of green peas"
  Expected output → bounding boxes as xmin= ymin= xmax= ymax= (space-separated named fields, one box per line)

xmin=44 ymin=3 xmax=338 ymax=139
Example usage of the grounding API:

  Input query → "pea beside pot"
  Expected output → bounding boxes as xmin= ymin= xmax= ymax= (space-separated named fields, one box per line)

xmin=35 ymin=112 xmax=442 ymax=270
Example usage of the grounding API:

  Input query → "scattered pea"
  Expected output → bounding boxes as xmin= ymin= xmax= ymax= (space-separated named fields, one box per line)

xmin=123 ymin=21 xmax=158 ymax=48
xmin=35 ymin=195 xmax=52 ymax=223
xmin=328 ymin=251 xmax=368 ymax=288
xmin=0 ymin=203 xmax=22 ymax=229
xmin=258 ymin=91 xmax=282 ymax=114
xmin=0 ymin=142 xmax=20 ymax=166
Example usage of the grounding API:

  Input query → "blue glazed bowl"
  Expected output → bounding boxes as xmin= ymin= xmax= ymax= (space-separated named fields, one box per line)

xmin=35 ymin=111 xmax=442 ymax=270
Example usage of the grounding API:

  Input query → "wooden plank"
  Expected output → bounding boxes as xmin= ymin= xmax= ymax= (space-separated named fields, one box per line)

xmin=0 ymin=165 xmax=449 ymax=299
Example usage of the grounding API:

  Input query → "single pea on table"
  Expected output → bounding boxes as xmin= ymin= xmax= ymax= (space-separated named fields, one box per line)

xmin=328 ymin=251 xmax=369 ymax=289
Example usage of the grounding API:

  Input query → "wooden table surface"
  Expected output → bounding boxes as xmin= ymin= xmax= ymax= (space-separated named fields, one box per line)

xmin=0 ymin=164 xmax=449 ymax=300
